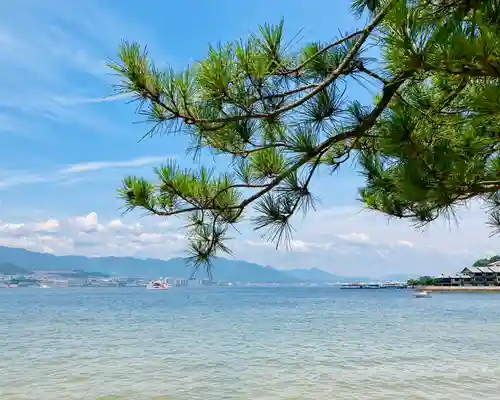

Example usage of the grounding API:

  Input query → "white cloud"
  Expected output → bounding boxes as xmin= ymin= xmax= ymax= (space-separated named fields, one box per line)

xmin=50 ymin=93 xmax=134 ymax=106
xmin=0 ymin=173 xmax=54 ymax=189
xmin=0 ymin=223 xmax=25 ymax=232
xmin=336 ymin=232 xmax=370 ymax=244
xmin=289 ymin=240 xmax=310 ymax=252
xmin=396 ymin=240 xmax=414 ymax=248
xmin=295 ymin=203 xmax=497 ymax=253
xmin=33 ymin=219 xmax=60 ymax=232
xmin=0 ymin=206 xmax=497 ymax=278
xmin=107 ymin=219 xmax=123 ymax=229
xmin=0 ymin=23 xmax=110 ymax=132
xmin=232 ymin=202 xmax=500 ymax=277
xmin=62 ymin=156 xmax=175 ymax=174
xmin=70 ymin=212 xmax=100 ymax=232
xmin=0 ymin=212 xmax=185 ymax=260
xmin=157 ymin=220 xmax=171 ymax=228
xmin=0 ymin=1 xmax=157 ymax=139
xmin=0 ymin=155 xmax=174 ymax=190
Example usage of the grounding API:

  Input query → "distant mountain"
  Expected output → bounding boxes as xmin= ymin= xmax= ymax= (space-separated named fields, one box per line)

xmin=48 ymin=270 xmax=110 ymax=279
xmin=0 ymin=246 xmax=413 ymax=283
xmin=0 ymin=246 xmax=298 ymax=283
xmin=0 ymin=262 xmax=30 ymax=275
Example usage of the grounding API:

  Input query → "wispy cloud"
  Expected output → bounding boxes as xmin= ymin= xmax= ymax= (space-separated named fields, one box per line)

xmin=62 ymin=156 xmax=175 ymax=174
xmin=50 ymin=93 xmax=134 ymax=107
xmin=0 ymin=27 xmax=112 ymax=135
xmin=0 ymin=156 xmax=175 ymax=189
xmin=0 ymin=172 xmax=54 ymax=189
xmin=0 ymin=1 xmax=156 ymax=137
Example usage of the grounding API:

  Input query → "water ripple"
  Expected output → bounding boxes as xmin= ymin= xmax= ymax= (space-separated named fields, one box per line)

xmin=1 ymin=287 xmax=500 ymax=399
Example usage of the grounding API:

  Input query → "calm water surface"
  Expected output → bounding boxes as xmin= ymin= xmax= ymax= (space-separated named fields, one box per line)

xmin=1 ymin=287 xmax=500 ymax=399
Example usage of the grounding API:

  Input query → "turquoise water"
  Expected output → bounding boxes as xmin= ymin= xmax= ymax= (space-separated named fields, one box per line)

xmin=1 ymin=287 xmax=500 ymax=399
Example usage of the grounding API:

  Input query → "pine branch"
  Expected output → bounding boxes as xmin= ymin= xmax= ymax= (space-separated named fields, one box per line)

xmin=110 ymin=0 xmax=500 ymax=271
xmin=276 ymin=29 xmax=366 ymax=76
xmin=110 ymin=2 xmax=392 ymax=128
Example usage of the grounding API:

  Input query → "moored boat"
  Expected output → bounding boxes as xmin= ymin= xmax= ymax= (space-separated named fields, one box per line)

xmin=413 ymin=290 xmax=431 ymax=298
xmin=364 ymin=282 xmax=381 ymax=289
xmin=7 ymin=283 xmax=19 ymax=288
xmin=340 ymin=282 xmax=363 ymax=289
xmin=380 ymin=281 xmax=408 ymax=289
xmin=146 ymin=279 xmax=169 ymax=290
xmin=340 ymin=282 xmax=381 ymax=289
xmin=341 ymin=281 xmax=408 ymax=289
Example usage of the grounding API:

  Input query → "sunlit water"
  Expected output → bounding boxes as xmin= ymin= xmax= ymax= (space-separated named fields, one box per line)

xmin=2 ymin=286 xmax=500 ymax=399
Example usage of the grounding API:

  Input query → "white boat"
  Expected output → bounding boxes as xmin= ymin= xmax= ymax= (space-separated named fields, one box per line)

xmin=40 ymin=284 xmax=51 ymax=289
xmin=413 ymin=290 xmax=431 ymax=298
xmin=146 ymin=279 xmax=169 ymax=290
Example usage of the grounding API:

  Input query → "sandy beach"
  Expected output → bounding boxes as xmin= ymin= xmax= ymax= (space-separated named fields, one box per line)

xmin=419 ymin=286 xmax=500 ymax=293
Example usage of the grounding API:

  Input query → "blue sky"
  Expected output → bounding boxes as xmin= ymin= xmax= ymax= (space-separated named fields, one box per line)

xmin=0 ymin=0 xmax=497 ymax=277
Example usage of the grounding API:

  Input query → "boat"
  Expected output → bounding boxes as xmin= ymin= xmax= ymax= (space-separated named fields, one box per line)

xmin=146 ymin=279 xmax=169 ymax=290
xmin=380 ymin=281 xmax=408 ymax=289
xmin=413 ymin=290 xmax=431 ymax=298
xmin=341 ymin=281 xmax=409 ymax=290
xmin=7 ymin=283 xmax=19 ymax=288
xmin=340 ymin=282 xmax=363 ymax=289
xmin=364 ymin=282 xmax=381 ymax=289
xmin=340 ymin=282 xmax=381 ymax=289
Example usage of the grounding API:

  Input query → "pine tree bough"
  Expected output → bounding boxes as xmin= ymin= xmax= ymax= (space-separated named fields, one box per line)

xmin=108 ymin=0 xmax=500 ymax=275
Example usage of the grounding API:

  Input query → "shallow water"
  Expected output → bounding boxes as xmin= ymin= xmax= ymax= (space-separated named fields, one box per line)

xmin=1 ymin=287 xmax=500 ymax=399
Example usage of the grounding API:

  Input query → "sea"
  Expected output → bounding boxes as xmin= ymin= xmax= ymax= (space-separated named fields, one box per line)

xmin=1 ymin=286 xmax=500 ymax=400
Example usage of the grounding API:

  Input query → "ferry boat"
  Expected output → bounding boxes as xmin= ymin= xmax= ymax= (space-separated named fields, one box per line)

xmin=340 ymin=282 xmax=382 ymax=289
xmin=341 ymin=282 xmax=410 ymax=289
xmin=340 ymin=282 xmax=364 ymax=289
xmin=146 ymin=279 xmax=169 ymax=290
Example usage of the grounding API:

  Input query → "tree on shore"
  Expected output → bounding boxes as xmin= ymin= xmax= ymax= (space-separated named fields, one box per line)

xmin=407 ymin=276 xmax=441 ymax=287
xmin=108 ymin=0 xmax=500 ymax=274
xmin=473 ymin=255 xmax=500 ymax=267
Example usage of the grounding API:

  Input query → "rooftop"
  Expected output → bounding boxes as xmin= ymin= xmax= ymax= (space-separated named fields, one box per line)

xmin=461 ymin=266 xmax=500 ymax=274
xmin=462 ymin=266 xmax=482 ymax=273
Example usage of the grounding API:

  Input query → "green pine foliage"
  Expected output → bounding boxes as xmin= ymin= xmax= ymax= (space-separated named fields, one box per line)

xmin=108 ymin=0 xmax=500 ymax=275
xmin=473 ymin=255 xmax=500 ymax=267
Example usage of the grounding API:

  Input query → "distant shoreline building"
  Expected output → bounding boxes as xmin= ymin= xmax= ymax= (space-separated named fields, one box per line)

xmin=434 ymin=261 xmax=500 ymax=287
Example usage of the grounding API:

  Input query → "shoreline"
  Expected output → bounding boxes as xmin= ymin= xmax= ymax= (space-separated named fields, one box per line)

xmin=418 ymin=285 xmax=500 ymax=293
